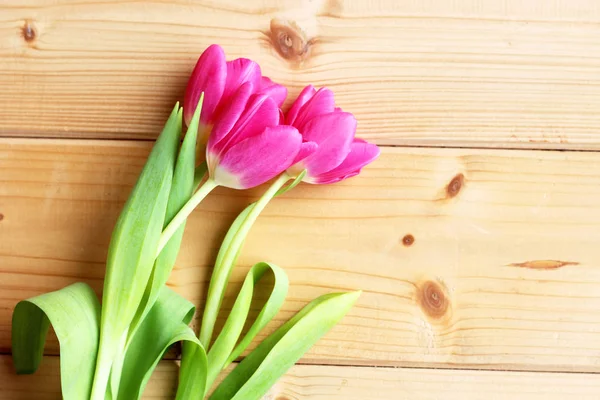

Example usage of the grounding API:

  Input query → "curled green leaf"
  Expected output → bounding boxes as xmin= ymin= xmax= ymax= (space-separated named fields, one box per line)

xmin=176 ymin=336 xmax=209 ymax=400
xmin=210 ymin=291 xmax=361 ymax=400
xmin=206 ymin=262 xmax=288 ymax=388
xmin=199 ymin=174 xmax=289 ymax=349
xmin=118 ymin=287 xmax=206 ymax=400
xmin=11 ymin=283 xmax=101 ymax=400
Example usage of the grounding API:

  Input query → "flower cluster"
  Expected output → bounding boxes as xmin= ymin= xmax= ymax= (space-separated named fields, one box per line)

xmin=184 ymin=44 xmax=380 ymax=190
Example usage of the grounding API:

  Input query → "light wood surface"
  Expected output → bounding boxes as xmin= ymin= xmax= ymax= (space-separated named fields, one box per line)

xmin=2 ymin=138 xmax=600 ymax=372
xmin=3 ymin=355 xmax=600 ymax=400
xmin=3 ymin=0 xmax=600 ymax=148
xmin=4 ymin=2 xmax=600 ymax=395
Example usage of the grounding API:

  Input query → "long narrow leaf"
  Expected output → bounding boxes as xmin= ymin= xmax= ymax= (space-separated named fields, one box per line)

xmin=101 ymin=103 xmax=180 ymax=340
xmin=175 ymin=335 xmax=209 ymax=400
xmin=129 ymin=94 xmax=203 ymax=336
xmin=93 ymin=103 xmax=182 ymax=397
xmin=210 ymin=291 xmax=360 ymax=400
xmin=117 ymin=287 xmax=205 ymax=400
xmin=206 ymin=262 xmax=288 ymax=387
xmin=11 ymin=283 xmax=101 ymax=400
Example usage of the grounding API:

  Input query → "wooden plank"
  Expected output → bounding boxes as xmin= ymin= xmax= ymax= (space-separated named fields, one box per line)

xmin=3 ymin=355 xmax=600 ymax=399
xmin=2 ymin=138 xmax=600 ymax=372
xmin=2 ymin=1 xmax=600 ymax=148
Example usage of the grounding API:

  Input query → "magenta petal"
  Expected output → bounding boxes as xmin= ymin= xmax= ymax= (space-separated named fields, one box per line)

xmin=309 ymin=172 xmax=359 ymax=185
xmin=259 ymin=76 xmax=287 ymax=107
xmin=290 ymin=87 xmax=335 ymax=130
xmin=300 ymin=112 xmax=356 ymax=176
xmin=287 ymin=141 xmax=318 ymax=177
xmin=208 ymin=82 xmax=254 ymax=155
xmin=218 ymin=94 xmax=280 ymax=153
xmin=214 ymin=126 xmax=302 ymax=189
xmin=184 ymin=44 xmax=227 ymax=126
xmin=285 ymin=85 xmax=316 ymax=126
xmin=292 ymin=141 xmax=318 ymax=164
xmin=310 ymin=140 xmax=380 ymax=184
xmin=222 ymin=58 xmax=262 ymax=104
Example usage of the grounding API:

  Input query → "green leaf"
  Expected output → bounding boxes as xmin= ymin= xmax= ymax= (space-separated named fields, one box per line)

xmin=11 ymin=283 xmax=101 ymax=400
xmin=193 ymin=161 xmax=208 ymax=191
xmin=210 ymin=291 xmax=361 ymax=400
xmin=92 ymin=103 xmax=182 ymax=398
xmin=117 ymin=287 xmax=206 ymax=400
xmin=176 ymin=336 xmax=209 ymax=400
xmin=129 ymin=94 xmax=204 ymax=337
xmin=206 ymin=262 xmax=288 ymax=388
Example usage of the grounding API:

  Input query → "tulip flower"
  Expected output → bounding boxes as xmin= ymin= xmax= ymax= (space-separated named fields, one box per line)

xmin=206 ymin=84 xmax=302 ymax=190
xmin=158 ymin=85 xmax=301 ymax=254
xmin=183 ymin=45 xmax=287 ymax=143
xmin=286 ymin=85 xmax=380 ymax=184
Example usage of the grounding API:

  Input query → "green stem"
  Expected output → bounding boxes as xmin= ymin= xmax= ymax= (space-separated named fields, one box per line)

xmin=199 ymin=173 xmax=290 ymax=348
xmin=108 ymin=332 xmax=128 ymax=398
xmin=89 ymin=342 xmax=114 ymax=400
xmin=157 ymin=178 xmax=217 ymax=256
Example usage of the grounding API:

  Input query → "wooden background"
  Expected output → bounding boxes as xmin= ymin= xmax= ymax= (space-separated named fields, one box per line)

xmin=2 ymin=0 xmax=600 ymax=398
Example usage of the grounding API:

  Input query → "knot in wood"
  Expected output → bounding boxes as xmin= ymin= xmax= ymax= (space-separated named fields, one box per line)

xmin=402 ymin=234 xmax=415 ymax=247
xmin=446 ymin=173 xmax=464 ymax=198
xmin=269 ymin=19 xmax=312 ymax=63
xmin=417 ymin=280 xmax=449 ymax=319
xmin=21 ymin=19 xmax=37 ymax=43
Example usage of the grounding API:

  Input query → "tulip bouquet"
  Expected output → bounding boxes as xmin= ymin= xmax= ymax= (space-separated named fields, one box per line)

xmin=11 ymin=45 xmax=380 ymax=400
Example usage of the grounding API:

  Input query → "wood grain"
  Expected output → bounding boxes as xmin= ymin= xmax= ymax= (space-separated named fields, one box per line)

xmin=3 ymin=355 xmax=600 ymax=400
xmin=2 ymin=138 xmax=600 ymax=372
xmin=2 ymin=0 xmax=600 ymax=148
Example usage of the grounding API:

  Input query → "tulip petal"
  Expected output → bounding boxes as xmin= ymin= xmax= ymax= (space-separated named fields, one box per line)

xmin=289 ymin=87 xmax=335 ymax=129
xmin=184 ymin=44 xmax=227 ymax=126
xmin=208 ymin=82 xmax=254 ymax=153
xmin=214 ymin=94 xmax=280 ymax=157
xmin=310 ymin=139 xmax=380 ymax=184
xmin=287 ymin=141 xmax=318 ymax=177
xmin=285 ymin=85 xmax=316 ymax=126
xmin=214 ymin=126 xmax=302 ymax=189
xmin=301 ymin=112 xmax=356 ymax=177
xmin=293 ymin=141 xmax=318 ymax=164
xmin=222 ymin=58 xmax=262 ymax=104
xmin=259 ymin=77 xmax=287 ymax=107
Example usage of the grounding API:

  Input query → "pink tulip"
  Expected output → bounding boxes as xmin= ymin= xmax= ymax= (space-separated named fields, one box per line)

xmin=206 ymin=83 xmax=302 ymax=189
xmin=184 ymin=45 xmax=287 ymax=141
xmin=286 ymin=85 xmax=380 ymax=184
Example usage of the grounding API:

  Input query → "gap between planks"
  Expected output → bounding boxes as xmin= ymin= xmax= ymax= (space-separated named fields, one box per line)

xmin=5 ymin=135 xmax=600 ymax=154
